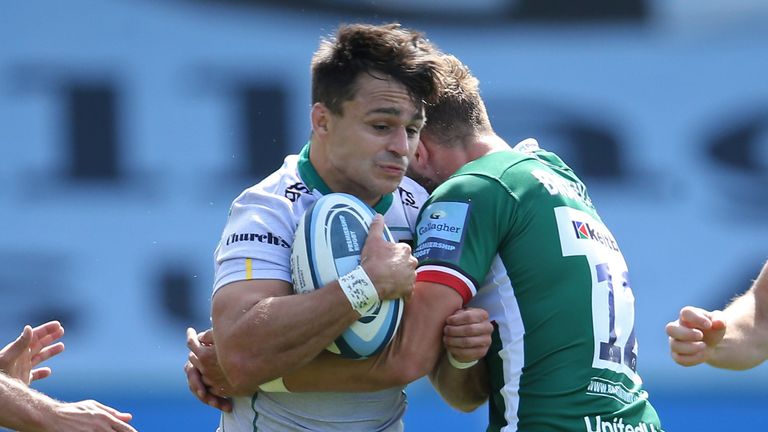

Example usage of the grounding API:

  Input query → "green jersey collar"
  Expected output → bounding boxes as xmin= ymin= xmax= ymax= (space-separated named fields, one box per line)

xmin=297 ymin=143 xmax=331 ymax=195
xmin=296 ymin=143 xmax=393 ymax=214
xmin=373 ymin=191 xmax=394 ymax=214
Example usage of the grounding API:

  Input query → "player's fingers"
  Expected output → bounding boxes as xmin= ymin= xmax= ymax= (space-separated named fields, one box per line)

xmin=186 ymin=327 xmax=201 ymax=350
xmin=400 ymin=244 xmax=417 ymax=269
xmin=446 ymin=308 xmax=489 ymax=326
xmin=196 ymin=343 xmax=220 ymax=369
xmin=678 ymin=306 xmax=714 ymax=330
xmin=186 ymin=351 xmax=228 ymax=400
xmin=89 ymin=400 xmax=134 ymax=422
xmin=207 ymin=382 xmax=231 ymax=399
xmin=111 ymin=422 xmax=139 ymax=432
xmin=185 ymin=360 xmax=233 ymax=412
xmin=188 ymin=351 xmax=206 ymax=374
xmin=444 ymin=341 xmax=481 ymax=358
xmin=187 ymin=327 xmax=213 ymax=358
xmin=204 ymin=394 xmax=223 ymax=410
xmin=408 ymin=254 xmax=418 ymax=271
xmin=30 ymin=367 xmax=52 ymax=382
xmin=443 ymin=323 xmax=474 ymax=338
xmin=28 ymin=322 xmax=64 ymax=353
xmin=204 ymin=392 xmax=234 ymax=413
xmin=671 ymin=350 xmax=708 ymax=367
xmin=668 ymin=338 xmax=706 ymax=356
xmin=444 ymin=320 xmax=493 ymax=338
xmin=216 ymin=397 xmax=234 ymax=413
xmin=30 ymin=321 xmax=63 ymax=337
xmin=665 ymin=322 xmax=704 ymax=342
xmin=185 ymin=360 xmax=210 ymax=401
xmin=31 ymin=342 xmax=65 ymax=366
xmin=32 ymin=321 xmax=65 ymax=341
xmin=444 ymin=334 xmax=491 ymax=349
xmin=201 ymin=373 xmax=220 ymax=389
xmin=444 ymin=310 xmax=465 ymax=325
xmin=199 ymin=328 xmax=215 ymax=345
xmin=110 ymin=416 xmax=138 ymax=432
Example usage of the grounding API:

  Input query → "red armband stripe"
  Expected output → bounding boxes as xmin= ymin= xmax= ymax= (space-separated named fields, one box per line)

xmin=416 ymin=265 xmax=475 ymax=305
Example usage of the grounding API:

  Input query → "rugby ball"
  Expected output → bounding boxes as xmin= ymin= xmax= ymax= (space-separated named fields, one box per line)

xmin=290 ymin=193 xmax=404 ymax=359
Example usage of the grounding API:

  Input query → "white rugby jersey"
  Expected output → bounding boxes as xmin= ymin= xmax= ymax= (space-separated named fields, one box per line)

xmin=212 ymin=144 xmax=428 ymax=432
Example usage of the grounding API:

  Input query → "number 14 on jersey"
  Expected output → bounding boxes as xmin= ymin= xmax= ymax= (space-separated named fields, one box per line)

xmin=555 ymin=207 xmax=640 ymax=383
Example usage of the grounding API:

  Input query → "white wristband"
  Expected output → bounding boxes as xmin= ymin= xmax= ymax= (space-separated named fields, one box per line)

xmin=447 ymin=352 xmax=478 ymax=369
xmin=338 ymin=265 xmax=380 ymax=315
xmin=258 ymin=377 xmax=290 ymax=393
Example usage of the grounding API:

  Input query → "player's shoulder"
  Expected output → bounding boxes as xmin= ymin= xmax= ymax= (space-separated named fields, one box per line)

xmin=233 ymin=154 xmax=306 ymax=206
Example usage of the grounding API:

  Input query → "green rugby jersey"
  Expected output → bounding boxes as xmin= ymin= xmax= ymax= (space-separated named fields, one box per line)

xmin=413 ymin=139 xmax=663 ymax=432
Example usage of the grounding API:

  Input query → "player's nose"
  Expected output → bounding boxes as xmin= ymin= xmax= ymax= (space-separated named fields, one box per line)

xmin=387 ymin=127 xmax=410 ymax=157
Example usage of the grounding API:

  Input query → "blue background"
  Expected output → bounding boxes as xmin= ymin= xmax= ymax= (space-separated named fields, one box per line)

xmin=2 ymin=1 xmax=767 ymax=430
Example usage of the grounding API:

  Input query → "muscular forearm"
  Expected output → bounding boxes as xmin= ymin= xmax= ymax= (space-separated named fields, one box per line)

xmin=429 ymin=352 xmax=489 ymax=412
xmin=282 ymin=351 xmax=400 ymax=392
xmin=709 ymin=262 xmax=768 ymax=370
xmin=0 ymin=373 xmax=55 ymax=432
xmin=283 ymin=283 xmax=463 ymax=392
xmin=213 ymin=280 xmax=360 ymax=394
xmin=283 ymin=316 xmax=443 ymax=392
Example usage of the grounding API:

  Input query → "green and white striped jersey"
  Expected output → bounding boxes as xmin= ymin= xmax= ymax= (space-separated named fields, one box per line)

xmin=413 ymin=139 xmax=663 ymax=432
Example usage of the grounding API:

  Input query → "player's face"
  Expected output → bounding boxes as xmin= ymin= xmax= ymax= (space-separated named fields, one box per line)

xmin=316 ymin=74 xmax=424 ymax=206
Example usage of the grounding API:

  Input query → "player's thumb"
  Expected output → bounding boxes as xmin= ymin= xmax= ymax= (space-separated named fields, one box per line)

xmin=367 ymin=214 xmax=385 ymax=242
xmin=199 ymin=328 xmax=215 ymax=345
xmin=703 ymin=310 xmax=727 ymax=346
xmin=7 ymin=326 xmax=33 ymax=356
xmin=707 ymin=310 xmax=727 ymax=333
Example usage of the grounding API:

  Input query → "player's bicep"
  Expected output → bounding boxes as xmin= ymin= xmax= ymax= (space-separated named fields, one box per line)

xmin=410 ymin=281 xmax=465 ymax=323
xmin=385 ymin=281 xmax=463 ymax=369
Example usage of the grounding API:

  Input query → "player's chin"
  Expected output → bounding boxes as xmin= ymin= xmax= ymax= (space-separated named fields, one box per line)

xmin=372 ymin=176 xmax=403 ymax=195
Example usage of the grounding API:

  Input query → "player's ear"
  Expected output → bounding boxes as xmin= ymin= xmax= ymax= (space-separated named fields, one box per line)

xmin=413 ymin=137 xmax=430 ymax=169
xmin=311 ymin=103 xmax=331 ymax=137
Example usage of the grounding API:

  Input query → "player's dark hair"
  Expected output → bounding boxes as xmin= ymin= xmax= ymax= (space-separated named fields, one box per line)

xmin=311 ymin=23 xmax=444 ymax=115
xmin=423 ymin=54 xmax=492 ymax=147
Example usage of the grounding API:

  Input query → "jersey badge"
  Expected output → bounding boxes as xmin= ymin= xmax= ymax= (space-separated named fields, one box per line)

xmin=413 ymin=201 xmax=469 ymax=263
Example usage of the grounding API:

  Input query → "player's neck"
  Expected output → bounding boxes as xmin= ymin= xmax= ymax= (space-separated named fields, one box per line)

xmin=470 ymin=134 xmax=509 ymax=161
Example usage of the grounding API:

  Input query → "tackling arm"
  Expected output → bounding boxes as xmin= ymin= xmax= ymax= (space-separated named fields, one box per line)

xmin=429 ymin=351 xmax=489 ymax=412
xmin=281 ymin=281 xmax=466 ymax=391
xmin=428 ymin=307 xmax=492 ymax=412
xmin=212 ymin=278 xmax=361 ymax=394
